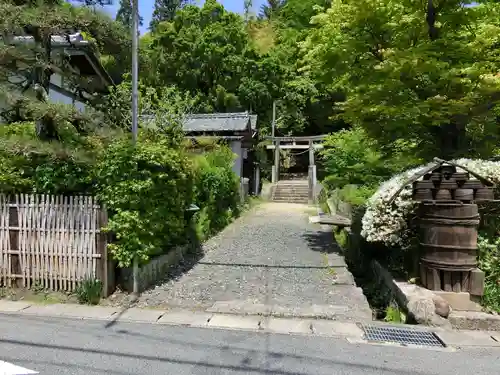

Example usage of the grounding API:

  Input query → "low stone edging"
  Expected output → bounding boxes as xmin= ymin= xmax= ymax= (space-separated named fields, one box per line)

xmin=120 ymin=245 xmax=190 ymax=293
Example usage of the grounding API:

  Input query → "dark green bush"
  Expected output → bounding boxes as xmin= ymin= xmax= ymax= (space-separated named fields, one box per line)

xmin=0 ymin=122 xmax=241 ymax=270
xmin=96 ymin=138 xmax=195 ymax=267
xmin=477 ymin=204 xmax=500 ymax=312
xmin=0 ymin=121 xmax=104 ymax=194
xmin=75 ymin=277 xmax=103 ymax=305
xmin=191 ymin=146 xmax=240 ymax=241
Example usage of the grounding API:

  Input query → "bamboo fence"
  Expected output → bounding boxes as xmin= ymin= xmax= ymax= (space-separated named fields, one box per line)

xmin=0 ymin=194 xmax=109 ymax=293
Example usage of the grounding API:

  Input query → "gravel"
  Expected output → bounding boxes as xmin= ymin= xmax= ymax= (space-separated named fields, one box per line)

xmin=135 ymin=202 xmax=372 ymax=320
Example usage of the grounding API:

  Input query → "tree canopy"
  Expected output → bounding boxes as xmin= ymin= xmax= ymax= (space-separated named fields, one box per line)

xmin=116 ymin=0 xmax=144 ymax=28
xmin=301 ymin=0 xmax=500 ymax=158
xmin=3 ymin=0 xmax=500 ymax=160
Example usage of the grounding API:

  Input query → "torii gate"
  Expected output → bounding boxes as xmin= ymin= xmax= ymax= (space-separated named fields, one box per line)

xmin=265 ymin=135 xmax=327 ymax=203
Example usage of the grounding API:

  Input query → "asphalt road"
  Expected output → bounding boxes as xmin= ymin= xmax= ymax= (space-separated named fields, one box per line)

xmin=1 ymin=314 xmax=500 ymax=375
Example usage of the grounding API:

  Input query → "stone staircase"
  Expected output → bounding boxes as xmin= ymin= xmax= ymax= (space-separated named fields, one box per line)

xmin=272 ymin=180 xmax=309 ymax=204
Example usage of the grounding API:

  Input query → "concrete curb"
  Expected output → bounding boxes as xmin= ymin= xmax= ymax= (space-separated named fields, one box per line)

xmin=2 ymin=300 xmax=500 ymax=348
xmin=0 ymin=300 xmax=363 ymax=338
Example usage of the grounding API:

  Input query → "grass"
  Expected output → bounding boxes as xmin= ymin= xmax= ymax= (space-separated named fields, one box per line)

xmin=0 ymin=287 xmax=77 ymax=305
xmin=321 ymin=252 xmax=338 ymax=278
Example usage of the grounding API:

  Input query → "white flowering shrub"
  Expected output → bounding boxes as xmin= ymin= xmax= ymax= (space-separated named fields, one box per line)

xmin=361 ymin=159 xmax=500 ymax=247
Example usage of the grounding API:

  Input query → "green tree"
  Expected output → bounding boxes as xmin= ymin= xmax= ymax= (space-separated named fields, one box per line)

xmin=115 ymin=0 xmax=143 ymax=27
xmin=301 ymin=0 xmax=500 ymax=159
xmin=149 ymin=0 xmax=192 ymax=30
xmin=259 ymin=0 xmax=284 ymax=20
xmin=144 ymin=0 xmax=274 ymax=115
xmin=243 ymin=0 xmax=253 ymax=22
xmin=0 ymin=0 xmax=128 ymax=138
xmin=255 ymin=0 xmax=341 ymax=136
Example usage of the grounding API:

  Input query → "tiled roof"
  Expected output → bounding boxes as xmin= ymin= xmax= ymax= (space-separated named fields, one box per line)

xmin=140 ymin=112 xmax=258 ymax=133
xmin=184 ymin=112 xmax=256 ymax=132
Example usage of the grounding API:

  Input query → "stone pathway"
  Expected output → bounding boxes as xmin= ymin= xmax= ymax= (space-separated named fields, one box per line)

xmin=136 ymin=202 xmax=372 ymax=321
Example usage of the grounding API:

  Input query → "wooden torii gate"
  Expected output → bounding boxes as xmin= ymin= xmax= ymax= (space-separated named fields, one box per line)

xmin=265 ymin=135 xmax=327 ymax=203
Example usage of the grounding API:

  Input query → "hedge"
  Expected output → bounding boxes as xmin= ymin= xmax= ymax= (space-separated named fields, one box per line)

xmin=0 ymin=122 xmax=241 ymax=268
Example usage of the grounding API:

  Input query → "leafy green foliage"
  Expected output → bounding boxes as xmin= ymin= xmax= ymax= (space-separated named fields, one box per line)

xmin=150 ymin=0 xmax=193 ymax=30
xmin=337 ymin=185 xmax=376 ymax=207
xmin=321 ymin=127 xmax=421 ymax=190
xmin=75 ymin=277 xmax=103 ymax=305
xmin=301 ymin=0 xmax=500 ymax=159
xmin=0 ymin=121 xmax=108 ymax=194
xmin=191 ymin=146 xmax=240 ymax=241
xmin=116 ymin=0 xmax=144 ymax=27
xmin=478 ymin=206 xmax=500 ymax=312
xmin=96 ymin=138 xmax=194 ymax=267
xmin=145 ymin=0 xmax=257 ymax=112
xmin=259 ymin=0 xmax=284 ymax=20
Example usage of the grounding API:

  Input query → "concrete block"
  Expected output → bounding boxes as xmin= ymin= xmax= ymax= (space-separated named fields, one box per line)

xmin=262 ymin=318 xmax=313 ymax=335
xmin=207 ymin=315 xmax=261 ymax=330
xmin=435 ymin=330 xmax=500 ymax=347
xmin=448 ymin=310 xmax=500 ymax=331
xmin=288 ymin=305 xmax=349 ymax=319
xmin=434 ymin=292 xmax=482 ymax=312
xmin=470 ymin=269 xmax=485 ymax=297
xmin=115 ymin=308 xmax=166 ymax=323
xmin=0 ymin=300 xmax=32 ymax=312
xmin=157 ymin=310 xmax=212 ymax=327
xmin=22 ymin=303 xmax=118 ymax=320
xmin=311 ymin=321 xmax=364 ymax=338
xmin=207 ymin=300 xmax=271 ymax=315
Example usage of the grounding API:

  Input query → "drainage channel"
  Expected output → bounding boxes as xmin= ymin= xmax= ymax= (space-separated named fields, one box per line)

xmin=359 ymin=324 xmax=446 ymax=348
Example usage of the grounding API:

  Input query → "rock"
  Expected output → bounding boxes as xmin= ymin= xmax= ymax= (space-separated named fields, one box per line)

xmin=433 ymin=295 xmax=451 ymax=318
xmin=407 ymin=296 xmax=452 ymax=329
xmin=408 ymin=297 xmax=435 ymax=324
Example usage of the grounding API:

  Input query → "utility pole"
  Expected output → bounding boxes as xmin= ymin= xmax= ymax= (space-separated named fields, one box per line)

xmin=131 ymin=0 xmax=139 ymax=145
xmin=271 ymin=100 xmax=276 ymax=139
xmin=271 ymin=100 xmax=278 ymax=183
xmin=131 ymin=0 xmax=139 ymax=296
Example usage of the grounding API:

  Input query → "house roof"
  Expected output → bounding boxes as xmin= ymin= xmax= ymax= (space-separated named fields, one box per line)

xmin=10 ymin=32 xmax=113 ymax=91
xmin=184 ymin=112 xmax=257 ymax=133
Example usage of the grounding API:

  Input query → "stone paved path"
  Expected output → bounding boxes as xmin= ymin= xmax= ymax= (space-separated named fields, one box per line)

xmin=137 ymin=203 xmax=372 ymax=321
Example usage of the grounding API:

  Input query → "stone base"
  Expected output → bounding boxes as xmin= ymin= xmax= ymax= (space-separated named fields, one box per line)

xmin=372 ymin=260 xmax=500 ymax=331
xmin=434 ymin=291 xmax=483 ymax=312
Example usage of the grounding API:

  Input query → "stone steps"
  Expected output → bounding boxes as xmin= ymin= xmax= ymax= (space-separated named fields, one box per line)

xmin=272 ymin=180 xmax=309 ymax=203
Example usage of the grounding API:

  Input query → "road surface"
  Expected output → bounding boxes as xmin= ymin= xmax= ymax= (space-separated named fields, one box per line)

xmin=1 ymin=314 xmax=500 ymax=375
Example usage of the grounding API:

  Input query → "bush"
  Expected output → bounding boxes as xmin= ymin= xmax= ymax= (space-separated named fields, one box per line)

xmin=478 ymin=205 xmax=500 ymax=312
xmin=96 ymin=138 xmax=195 ymax=267
xmin=0 ymin=121 xmax=108 ymax=194
xmin=191 ymin=146 xmax=240 ymax=241
xmin=0 ymin=122 xmax=242 ymax=272
xmin=75 ymin=277 xmax=103 ymax=305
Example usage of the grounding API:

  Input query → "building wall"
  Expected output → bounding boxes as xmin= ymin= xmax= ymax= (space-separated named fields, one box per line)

xmin=49 ymin=74 xmax=86 ymax=112
xmin=229 ymin=140 xmax=243 ymax=178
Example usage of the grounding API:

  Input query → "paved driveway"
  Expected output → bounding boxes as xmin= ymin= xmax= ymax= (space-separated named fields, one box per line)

xmin=133 ymin=203 xmax=370 ymax=321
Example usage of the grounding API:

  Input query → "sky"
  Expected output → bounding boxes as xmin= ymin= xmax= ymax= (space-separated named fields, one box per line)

xmin=104 ymin=0 xmax=267 ymax=34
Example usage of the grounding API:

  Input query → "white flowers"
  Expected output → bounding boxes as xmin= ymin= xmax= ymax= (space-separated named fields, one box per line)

xmin=361 ymin=159 xmax=500 ymax=246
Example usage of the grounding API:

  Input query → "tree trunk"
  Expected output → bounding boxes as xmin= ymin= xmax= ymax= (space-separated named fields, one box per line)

xmin=33 ymin=31 xmax=57 ymax=140
xmin=426 ymin=0 xmax=438 ymax=40
xmin=436 ymin=121 xmax=466 ymax=159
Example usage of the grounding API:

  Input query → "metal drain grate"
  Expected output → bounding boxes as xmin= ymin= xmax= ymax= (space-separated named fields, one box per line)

xmin=361 ymin=325 xmax=445 ymax=347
